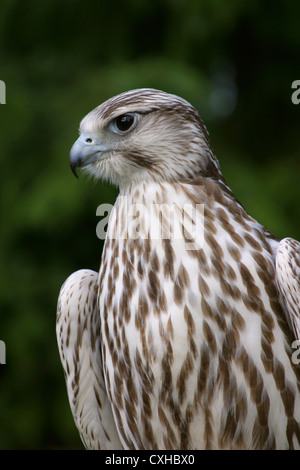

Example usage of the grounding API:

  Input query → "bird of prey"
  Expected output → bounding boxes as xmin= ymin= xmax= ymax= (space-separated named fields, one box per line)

xmin=56 ymin=88 xmax=300 ymax=450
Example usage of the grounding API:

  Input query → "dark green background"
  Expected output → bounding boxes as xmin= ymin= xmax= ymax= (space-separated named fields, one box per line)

xmin=0 ymin=0 xmax=299 ymax=449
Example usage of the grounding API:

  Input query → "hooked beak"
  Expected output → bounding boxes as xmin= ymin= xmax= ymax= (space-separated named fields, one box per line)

xmin=69 ymin=133 xmax=109 ymax=178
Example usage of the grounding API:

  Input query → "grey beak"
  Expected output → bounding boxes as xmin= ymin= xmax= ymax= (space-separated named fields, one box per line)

xmin=69 ymin=134 xmax=108 ymax=178
xmin=69 ymin=138 xmax=86 ymax=178
xmin=69 ymin=141 xmax=80 ymax=178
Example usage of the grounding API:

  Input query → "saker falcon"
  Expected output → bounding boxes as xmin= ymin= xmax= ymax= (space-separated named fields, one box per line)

xmin=56 ymin=88 xmax=300 ymax=450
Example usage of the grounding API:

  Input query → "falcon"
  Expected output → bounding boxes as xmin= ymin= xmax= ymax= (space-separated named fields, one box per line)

xmin=56 ymin=88 xmax=300 ymax=450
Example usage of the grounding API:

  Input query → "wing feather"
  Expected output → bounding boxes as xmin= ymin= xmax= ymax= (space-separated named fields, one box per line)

xmin=56 ymin=269 xmax=122 ymax=449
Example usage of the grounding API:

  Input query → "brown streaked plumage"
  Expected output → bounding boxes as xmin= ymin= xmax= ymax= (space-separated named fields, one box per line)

xmin=57 ymin=88 xmax=300 ymax=449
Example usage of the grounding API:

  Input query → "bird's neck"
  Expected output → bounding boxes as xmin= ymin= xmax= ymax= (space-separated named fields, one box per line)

xmin=118 ymin=178 xmax=234 ymax=207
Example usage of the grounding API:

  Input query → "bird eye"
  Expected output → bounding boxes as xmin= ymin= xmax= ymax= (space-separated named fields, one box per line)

xmin=114 ymin=114 xmax=136 ymax=133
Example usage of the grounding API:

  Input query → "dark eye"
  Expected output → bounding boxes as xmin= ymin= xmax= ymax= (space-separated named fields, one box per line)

xmin=115 ymin=114 xmax=136 ymax=132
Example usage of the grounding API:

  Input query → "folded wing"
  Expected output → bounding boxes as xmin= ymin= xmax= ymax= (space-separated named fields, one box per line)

xmin=56 ymin=269 xmax=123 ymax=449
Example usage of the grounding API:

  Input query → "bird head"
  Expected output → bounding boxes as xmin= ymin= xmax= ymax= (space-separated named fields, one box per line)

xmin=69 ymin=88 xmax=222 ymax=189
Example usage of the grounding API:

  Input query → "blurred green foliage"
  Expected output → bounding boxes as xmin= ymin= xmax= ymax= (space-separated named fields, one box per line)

xmin=0 ymin=0 xmax=299 ymax=449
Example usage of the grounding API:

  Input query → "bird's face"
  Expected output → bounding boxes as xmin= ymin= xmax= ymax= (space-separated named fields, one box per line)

xmin=69 ymin=88 xmax=219 ymax=189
